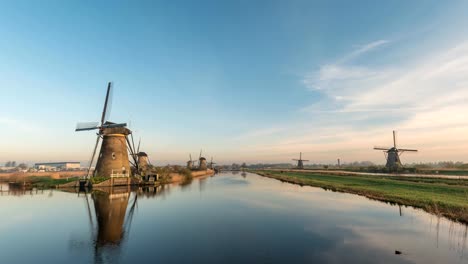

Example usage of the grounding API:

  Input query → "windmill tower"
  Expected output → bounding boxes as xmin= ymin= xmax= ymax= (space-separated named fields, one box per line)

xmin=208 ymin=157 xmax=216 ymax=169
xmin=75 ymin=82 xmax=135 ymax=178
xmin=292 ymin=152 xmax=309 ymax=169
xmin=374 ymin=131 xmax=418 ymax=171
xmin=137 ymin=152 xmax=149 ymax=172
xmin=187 ymin=154 xmax=195 ymax=170
xmin=198 ymin=149 xmax=207 ymax=170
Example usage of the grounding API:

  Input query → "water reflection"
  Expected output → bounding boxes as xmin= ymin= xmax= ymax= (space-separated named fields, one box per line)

xmin=0 ymin=183 xmax=49 ymax=197
xmin=76 ymin=185 xmax=174 ymax=263
xmin=1 ymin=174 xmax=467 ymax=264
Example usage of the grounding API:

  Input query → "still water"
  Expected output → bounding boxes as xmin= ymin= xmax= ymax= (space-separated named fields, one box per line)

xmin=0 ymin=172 xmax=467 ymax=264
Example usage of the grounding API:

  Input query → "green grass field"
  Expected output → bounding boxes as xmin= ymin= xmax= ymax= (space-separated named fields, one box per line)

xmin=27 ymin=176 xmax=80 ymax=188
xmin=254 ymin=170 xmax=468 ymax=223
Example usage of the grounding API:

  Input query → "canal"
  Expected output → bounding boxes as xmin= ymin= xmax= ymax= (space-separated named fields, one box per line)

xmin=0 ymin=172 xmax=466 ymax=263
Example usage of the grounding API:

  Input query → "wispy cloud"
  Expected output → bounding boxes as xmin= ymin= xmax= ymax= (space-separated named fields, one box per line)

xmin=340 ymin=40 xmax=389 ymax=63
xmin=0 ymin=117 xmax=41 ymax=132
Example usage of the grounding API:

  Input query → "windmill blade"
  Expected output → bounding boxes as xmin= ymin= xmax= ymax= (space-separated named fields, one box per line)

xmin=199 ymin=149 xmax=202 ymax=159
xmin=292 ymin=159 xmax=299 ymax=161
xmin=302 ymin=160 xmax=310 ymax=162
xmin=75 ymin=122 xmax=100 ymax=131
xmin=374 ymin=146 xmax=391 ymax=150
xmin=126 ymin=136 xmax=139 ymax=172
xmin=100 ymin=82 xmax=113 ymax=125
xmin=399 ymin=148 xmax=418 ymax=152
xmin=87 ymin=135 xmax=101 ymax=178
xmin=137 ymin=138 xmax=141 ymax=153
xmin=393 ymin=130 xmax=398 ymax=148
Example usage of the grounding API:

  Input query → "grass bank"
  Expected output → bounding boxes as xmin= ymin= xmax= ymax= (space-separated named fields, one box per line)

xmin=254 ymin=170 xmax=468 ymax=224
xmin=27 ymin=176 xmax=80 ymax=188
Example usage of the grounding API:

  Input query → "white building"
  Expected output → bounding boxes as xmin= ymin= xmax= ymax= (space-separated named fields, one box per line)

xmin=34 ymin=162 xmax=81 ymax=171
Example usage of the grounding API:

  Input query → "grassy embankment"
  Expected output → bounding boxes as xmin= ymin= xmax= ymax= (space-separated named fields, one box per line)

xmin=254 ymin=170 xmax=468 ymax=223
xmin=24 ymin=176 xmax=80 ymax=188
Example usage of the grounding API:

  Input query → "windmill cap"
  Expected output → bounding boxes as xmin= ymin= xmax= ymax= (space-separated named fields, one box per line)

xmin=137 ymin=152 xmax=148 ymax=157
xmin=102 ymin=127 xmax=131 ymax=135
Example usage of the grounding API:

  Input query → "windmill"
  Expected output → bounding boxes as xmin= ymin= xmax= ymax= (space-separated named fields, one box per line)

xmin=374 ymin=130 xmax=418 ymax=171
xmin=208 ymin=157 xmax=216 ymax=169
xmin=75 ymin=82 xmax=138 ymax=178
xmin=135 ymin=139 xmax=151 ymax=173
xmin=198 ymin=149 xmax=207 ymax=170
xmin=187 ymin=154 xmax=196 ymax=170
xmin=292 ymin=152 xmax=309 ymax=169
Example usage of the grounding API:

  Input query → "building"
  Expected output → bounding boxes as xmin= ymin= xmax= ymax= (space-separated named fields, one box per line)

xmin=34 ymin=162 xmax=81 ymax=171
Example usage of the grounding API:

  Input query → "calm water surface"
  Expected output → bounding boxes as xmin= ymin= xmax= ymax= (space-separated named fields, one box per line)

xmin=0 ymin=172 xmax=467 ymax=264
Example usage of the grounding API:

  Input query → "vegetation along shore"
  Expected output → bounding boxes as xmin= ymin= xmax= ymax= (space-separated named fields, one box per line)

xmin=253 ymin=170 xmax=468 ymax=224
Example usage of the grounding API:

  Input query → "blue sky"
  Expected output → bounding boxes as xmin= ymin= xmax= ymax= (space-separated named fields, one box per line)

xmin=1 ymin=0 xmax=468 ymax=165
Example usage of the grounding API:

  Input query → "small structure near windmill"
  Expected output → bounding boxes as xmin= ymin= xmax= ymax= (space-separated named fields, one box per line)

xmin=374 ymin=131 xmax=418 ymax=172
xmin=75 ymin=82 xmax=139 ymax=180
xmin=293 ymin=152 xmax=309 ymax=169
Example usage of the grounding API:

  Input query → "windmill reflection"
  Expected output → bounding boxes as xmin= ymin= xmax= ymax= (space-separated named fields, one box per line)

xmin=80 ymin=185 xmax=169 ymax=263
xmin=92 ymin=187 xmax=133 ymax=246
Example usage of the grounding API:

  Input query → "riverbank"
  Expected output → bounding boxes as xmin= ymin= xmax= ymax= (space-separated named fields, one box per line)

xmin=1 ymin=169 xmax=215 ymax=189
xmin=253 ymin=170 xmax=468 ymax=224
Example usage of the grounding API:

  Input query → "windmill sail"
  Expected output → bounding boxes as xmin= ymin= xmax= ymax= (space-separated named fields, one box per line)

xmin=76 ymin=122 xmax=100 ymax=131
xmin=101 ymin=82 xmax=113 ymax=125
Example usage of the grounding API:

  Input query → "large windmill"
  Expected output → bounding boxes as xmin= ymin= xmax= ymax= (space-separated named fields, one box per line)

xmin=374 ymin=130 xmax=418 ymax=171
xmin=292 ymin=152 xmax=309 ymax=169
xmin=76 ymin=82 xmax=138 ymax=178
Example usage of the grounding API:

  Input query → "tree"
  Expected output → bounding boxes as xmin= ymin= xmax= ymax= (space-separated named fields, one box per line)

xmin=241 ymin=163 xmax=247 ymax=168
xmin=11 ymin=161 xmax=16 ymax=167
xmin=18 ymin=163 xmax=28 ymax=169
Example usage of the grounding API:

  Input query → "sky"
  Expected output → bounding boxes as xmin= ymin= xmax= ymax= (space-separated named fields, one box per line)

xmin=1 ymin=0 xmax=468 ymax=166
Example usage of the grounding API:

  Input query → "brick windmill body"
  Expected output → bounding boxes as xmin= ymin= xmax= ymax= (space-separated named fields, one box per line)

xmin=76 ymin=82 xmax=139 ymax=178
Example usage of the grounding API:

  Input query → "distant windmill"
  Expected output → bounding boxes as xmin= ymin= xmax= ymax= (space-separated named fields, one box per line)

xmin=208 ymin=157 xmax=216 ymax=169
xmin=187 ymin=154 xmax=196 ymax=170
xmin=337 ymin=158 xmax=341 ymax=168
xmin=198 ymin=149 xmax=207 ymax=170
xmin=374 ymin=131 xmax=418 ymax=171
xmin=75 ymin=82 xmax=138 ymax=178
xmin=292 ymin=152 xmax=309 ymax=169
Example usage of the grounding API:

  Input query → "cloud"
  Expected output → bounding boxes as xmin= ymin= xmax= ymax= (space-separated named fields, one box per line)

xmin=0 ymin=117 xmax=41 ymax=132
xmin=340 ymin=40 xmax=389 ymax=63
xmin=303 ymin=39 xmax=468 ymax=118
